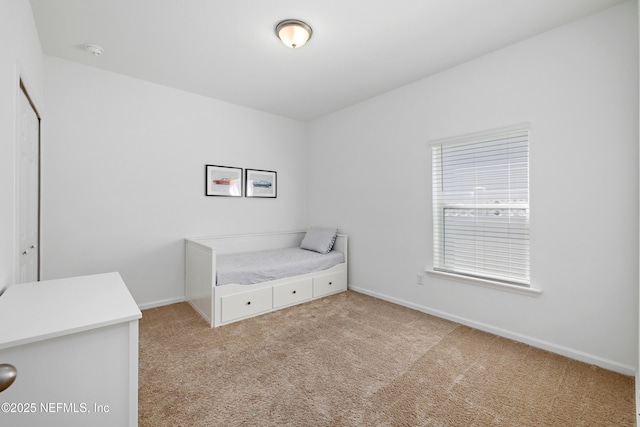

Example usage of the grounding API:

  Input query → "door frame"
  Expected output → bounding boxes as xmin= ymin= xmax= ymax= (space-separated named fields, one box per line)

xmin=16 ymin=79 xmax=41 ymax=282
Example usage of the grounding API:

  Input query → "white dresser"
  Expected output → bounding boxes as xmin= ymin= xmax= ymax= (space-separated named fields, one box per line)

xmin=0 ymin=272 xmax=141 ymax=427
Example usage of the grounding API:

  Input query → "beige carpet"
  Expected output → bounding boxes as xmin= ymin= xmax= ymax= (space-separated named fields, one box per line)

xmin=139 ymin=291 xmax=635 ymax=426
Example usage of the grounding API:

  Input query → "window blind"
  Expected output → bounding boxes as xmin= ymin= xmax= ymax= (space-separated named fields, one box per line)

xmin=432 ymin=129 xmax=530 ymax=286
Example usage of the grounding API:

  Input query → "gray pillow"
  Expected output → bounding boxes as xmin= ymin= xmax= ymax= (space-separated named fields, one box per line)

xmin=300 ymin=227 xmax=338 ymax=254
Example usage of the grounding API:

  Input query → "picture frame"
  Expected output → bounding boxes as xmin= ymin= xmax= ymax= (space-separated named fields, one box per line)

xmin=245 ymin=169 xmax=277 ymax=198
xmin=205 ymin=165 xmax=243 ymax=197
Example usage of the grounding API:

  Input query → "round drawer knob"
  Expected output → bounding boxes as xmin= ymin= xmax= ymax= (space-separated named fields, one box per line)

xmin=246 ymin=301 xmax=251 ymax=305
xmin=0 ymin=364 xmax=17 ymax=392
xmin=292 ymin=290 xmax=297 ymax=294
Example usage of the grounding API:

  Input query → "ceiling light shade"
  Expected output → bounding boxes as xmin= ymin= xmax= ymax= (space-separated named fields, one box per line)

xmin=276 ymin=19 xmax=312 ymax=49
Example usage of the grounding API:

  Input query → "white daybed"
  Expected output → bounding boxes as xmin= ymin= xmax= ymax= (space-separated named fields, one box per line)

xmin=185 ymin=230 xmax=348 ymax=327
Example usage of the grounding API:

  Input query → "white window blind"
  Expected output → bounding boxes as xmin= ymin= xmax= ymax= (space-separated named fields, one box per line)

xmin=432 ymin=128 xmax=530 ymax=286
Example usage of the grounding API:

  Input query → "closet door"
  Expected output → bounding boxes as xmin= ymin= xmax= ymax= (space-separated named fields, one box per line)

xmin=17 ymin=84 xmax=40 ymax=283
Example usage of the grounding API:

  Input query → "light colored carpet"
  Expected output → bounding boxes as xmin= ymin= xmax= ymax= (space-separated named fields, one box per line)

xmin=139 ymin=291 xmax=634 ymax=426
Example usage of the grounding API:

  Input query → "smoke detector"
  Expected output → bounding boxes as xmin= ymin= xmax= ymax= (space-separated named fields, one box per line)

xmin=84 ymin=44 xmax=104 ymax=56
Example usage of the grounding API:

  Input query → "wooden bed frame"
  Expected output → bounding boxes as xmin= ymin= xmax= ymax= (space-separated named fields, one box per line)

xmin=185 ymin=231 xmax=348 ymax=327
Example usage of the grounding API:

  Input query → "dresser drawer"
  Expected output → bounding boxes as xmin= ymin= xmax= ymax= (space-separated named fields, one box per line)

xmin=313 ymin=271 xmax=347 ymax=298
xmin=273 ymin=278 xmax=313 ymax=309
xmin=221 ymin=287 xmax=272 ymax=323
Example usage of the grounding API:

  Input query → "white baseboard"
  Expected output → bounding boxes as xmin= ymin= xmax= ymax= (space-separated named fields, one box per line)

xmin=138 ymin=296 xmax=185 ymax=311
xmin=348 ymin=285 xmax=635 ymax=376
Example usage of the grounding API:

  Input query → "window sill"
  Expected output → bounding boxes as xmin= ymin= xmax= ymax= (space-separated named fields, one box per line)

xmin=426 ymin=270 xmax=542 ymax=297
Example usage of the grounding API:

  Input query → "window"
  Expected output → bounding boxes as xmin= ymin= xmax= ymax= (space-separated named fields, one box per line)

xmin=431 ymin=128 xmax=529 ymax=286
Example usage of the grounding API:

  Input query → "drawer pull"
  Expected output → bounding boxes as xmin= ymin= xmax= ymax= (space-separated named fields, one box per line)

xmin=292 ymin=290 xmax=297 ymax=294
xmin=246 ymin=301 xmax=251 ymax=305
xmin=329 ymin=282 xmax=333 ymax=285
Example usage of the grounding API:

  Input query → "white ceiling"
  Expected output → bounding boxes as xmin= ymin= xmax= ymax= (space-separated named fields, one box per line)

xmin=30 ymin=0 xmax=625 ymax=122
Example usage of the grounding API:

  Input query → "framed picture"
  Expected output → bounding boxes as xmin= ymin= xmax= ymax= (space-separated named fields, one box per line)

xmin=205 ymin=165 xmax=243 ymax=197
xmin=245 ymin=169 xmax=277 ymax=198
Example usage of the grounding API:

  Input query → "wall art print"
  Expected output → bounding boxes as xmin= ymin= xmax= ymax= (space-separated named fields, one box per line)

xmin=245 ymin=169 xmax=277 ymax=198
xmin=205 ymin=164 xmax=243 ymax=197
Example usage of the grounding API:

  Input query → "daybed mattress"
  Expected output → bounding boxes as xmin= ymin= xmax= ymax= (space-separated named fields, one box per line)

xmin=216 ymin=247 xmax=344 ymax=286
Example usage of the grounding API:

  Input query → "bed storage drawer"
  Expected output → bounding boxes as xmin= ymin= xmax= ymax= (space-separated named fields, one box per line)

xmin=273 ymin=278 xmax=313 ymax=309
xmin=313 ymin=271 xmax=347 ymax=297
xmin=221 ymin=287 xmax=272 ymax=323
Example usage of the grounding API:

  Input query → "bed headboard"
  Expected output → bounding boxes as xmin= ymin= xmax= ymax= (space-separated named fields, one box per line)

xmin=332 ymin=234 xmax=348 ymax=263
xmin=187 ymin=231 xmax=347 ymax=261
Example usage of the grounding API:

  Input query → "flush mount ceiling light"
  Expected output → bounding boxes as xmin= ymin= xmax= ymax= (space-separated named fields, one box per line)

xmin=84 ymin=44 xmax=104 ymax=56
xmin=275 ymin=19 xmax=312 ymax=49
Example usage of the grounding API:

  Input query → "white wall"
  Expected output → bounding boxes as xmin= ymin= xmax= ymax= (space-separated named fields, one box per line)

xmin=637 ymin=0 xmax=640 ymax=418
xmin=308 ymin=1 xmax=639 ymax=373
xmin=0 ymin=0 xmax=44 ymax=290
xmin=41 ymin=57 xmax=308 ymax=307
